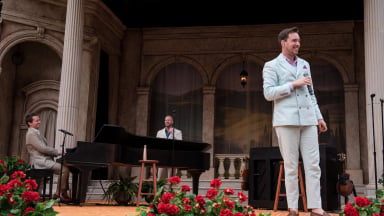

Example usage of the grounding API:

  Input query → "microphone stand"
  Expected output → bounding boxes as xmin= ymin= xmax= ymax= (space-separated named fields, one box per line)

xmin=381 ymin=99 xmax=384 ymax=177
xmin=58 ymin=133 xmax=68 ymax=206
xmin=371 ymin=93 xmax=378 ymax=191
xmin=171 ymin=113 xmax=176 ymax=177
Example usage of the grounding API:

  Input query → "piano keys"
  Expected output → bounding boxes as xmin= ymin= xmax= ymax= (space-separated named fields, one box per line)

xmin=63 ymin=124 xmax=211 ymax=204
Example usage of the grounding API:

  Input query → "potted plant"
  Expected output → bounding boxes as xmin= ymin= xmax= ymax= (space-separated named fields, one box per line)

xmin=141 ymin=178 xmax=168 ymax=203
xmin=103 ymin=176 xmax=138 ymax=205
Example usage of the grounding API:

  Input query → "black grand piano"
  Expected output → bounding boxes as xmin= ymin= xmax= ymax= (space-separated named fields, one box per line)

xmin=63 ymin=124 xmax=211 ymax=204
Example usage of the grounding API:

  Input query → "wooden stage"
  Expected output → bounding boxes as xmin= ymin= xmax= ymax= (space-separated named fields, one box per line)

xmin=53 ymin=200 xmax=341 ymax=216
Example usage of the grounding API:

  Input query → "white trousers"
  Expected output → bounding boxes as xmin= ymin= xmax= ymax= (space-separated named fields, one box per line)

xmin=275 ymin=126 xmax=322 ymax=209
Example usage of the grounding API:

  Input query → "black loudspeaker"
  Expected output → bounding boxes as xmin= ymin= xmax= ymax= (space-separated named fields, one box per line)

xmin=248 ymin=145 xmax=338 ymax=211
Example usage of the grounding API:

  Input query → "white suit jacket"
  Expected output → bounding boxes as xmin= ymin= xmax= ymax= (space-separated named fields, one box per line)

xmin=25 ymin=127 xmax=59 ymax=169
xmin=263 ymin=53 xmax=323 ymax=126
xmin=156 ymin=128 xmax=182 ymax=140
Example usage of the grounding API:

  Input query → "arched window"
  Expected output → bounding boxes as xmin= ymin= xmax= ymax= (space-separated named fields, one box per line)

xmin=149 ymin=63 xmax=203 ymax=142
xmin=311 ymin=59 xmax=345 ymax=152
xmin=214 ymin=62 xmax=272 ymax=154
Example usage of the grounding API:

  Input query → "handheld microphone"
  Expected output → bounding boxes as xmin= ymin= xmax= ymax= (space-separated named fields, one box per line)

xmin=303 ymin=72 xmax=314 ymax=95
xmin=58 ymin=129 xmax=73 ymax=136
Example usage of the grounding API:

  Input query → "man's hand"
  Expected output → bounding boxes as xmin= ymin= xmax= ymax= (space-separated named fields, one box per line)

xmin=291 ymin=76 xmax=312 ymax=88
xmin=318 ymin=119 xmax=327 ymax=134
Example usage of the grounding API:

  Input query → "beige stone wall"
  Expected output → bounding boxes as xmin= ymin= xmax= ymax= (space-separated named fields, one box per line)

xmin=121 ymin=21 xmax=366 ymax=181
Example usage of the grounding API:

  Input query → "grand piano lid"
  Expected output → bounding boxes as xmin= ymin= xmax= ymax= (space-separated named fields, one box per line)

xmin=93 ymin=124 xmax=212 ymax=152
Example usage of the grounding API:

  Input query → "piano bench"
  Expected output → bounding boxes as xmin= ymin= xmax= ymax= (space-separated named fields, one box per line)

xmin=137 ymin=160 xmax=159 ymax=206
xmin=27 ymin=169 xmax=54 ymax=201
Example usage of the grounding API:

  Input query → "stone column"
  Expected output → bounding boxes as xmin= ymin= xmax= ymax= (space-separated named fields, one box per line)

xmin=201 ymin=86 xmax=215 ymax=180
xmin=364 ymin=0 xmax=384 ymax=195
xmin=132 ymin=87 xmax=151 ymax=179
xmin=344 ymin=84 xmax=363 ymax=184
xmin=135 ymin=87 xmax=151 ymax=136
xmin=55 ymin=0 xmax=84 ymax=149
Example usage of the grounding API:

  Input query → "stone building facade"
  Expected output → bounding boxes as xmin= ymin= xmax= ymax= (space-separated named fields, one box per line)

xmin=0 ymin=0 xmax=383 ymax=197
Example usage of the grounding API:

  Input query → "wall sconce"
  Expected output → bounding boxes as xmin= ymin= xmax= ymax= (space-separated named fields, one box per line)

xmin=240 ymin=61 xmax=248 ymax=88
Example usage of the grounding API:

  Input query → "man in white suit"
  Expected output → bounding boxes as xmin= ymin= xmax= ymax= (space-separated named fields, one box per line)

xmin=156 ymin=115 xmax=182 ymax=179
xmin=25 ymin=113 xmax=71 ymax=202
xmin=262 ymin=27 xmax=328 ymax=216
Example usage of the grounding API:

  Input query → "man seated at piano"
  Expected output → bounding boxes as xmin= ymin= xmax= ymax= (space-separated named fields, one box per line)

xmin=25 ymin=113 xmax=71 ymax=203
xmin=156 ymin=115 xmax=182 ymax=179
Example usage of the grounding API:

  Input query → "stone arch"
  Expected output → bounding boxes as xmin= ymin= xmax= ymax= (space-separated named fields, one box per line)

xmin=301 ymin=52 xmax=350 ymax=84
xmin=144 ymin=55 xmax=208 ymax=86
xmin=12 ymin=80 xmax=60 ymax=159
xmin=211 ymin=54 xmax=265 ymax=85
xmin=0 ymin=29 xmax=63 ymax=75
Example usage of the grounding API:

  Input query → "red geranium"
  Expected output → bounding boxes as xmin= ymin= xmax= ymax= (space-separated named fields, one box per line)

xmin=238 ymin=192 xmax=248 ymax=203
xmin=210 ymin=178 xmax=222 ymax=188
xmin=161 ymin=192 xmax=175 ymax=203
xmin=22 ymin=207 xmax=35 ymax=215
xmin=224 ymin=188 xmax=234 ymax=195
xmin=206 ymin=188 xmax=218 ymax=200
xmin=168 ymin=176 xmax=181 ymax=185
xmin=181 ymin=185 xmax=190 ymax=192
xmin=220 ymin=208 xmax=233 ymax=216
xmin=343 ymin=203 xmax=359 ymax=216
xmin=0 ymin=156 xmax=59 ymax=216
xmin=355 ymin=196 xmax=371 ymax=207
xmin=136 ymin=175 xmax=261 ymax=216
xmin=22 ymin=190 xmax=40 ymax=203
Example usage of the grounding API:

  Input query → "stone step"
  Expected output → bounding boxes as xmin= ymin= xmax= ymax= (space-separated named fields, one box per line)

xmin=47 ymin=179 xmax=248 ymax=201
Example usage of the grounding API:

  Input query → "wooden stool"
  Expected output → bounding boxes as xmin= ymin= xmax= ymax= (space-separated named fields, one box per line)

xmin=136 ymin=160 xmax=159 ymax=206
xmin=27 ymin=169 xmax=54 ymax=201
xmin=274 ymin=161 xmax=308 ymax=212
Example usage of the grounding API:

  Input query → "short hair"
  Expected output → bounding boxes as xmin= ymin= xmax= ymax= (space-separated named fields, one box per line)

xmin=278 ymin=27 xmax=299 ymax=44
xmin=25 ymin=112 xmax=38 ymax=127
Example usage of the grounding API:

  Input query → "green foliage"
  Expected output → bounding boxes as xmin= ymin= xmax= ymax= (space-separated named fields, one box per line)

xmin=103 ymin=176 xmax=138 ymax=205
xmin=0 ymin=155 xmax=58 ymax=216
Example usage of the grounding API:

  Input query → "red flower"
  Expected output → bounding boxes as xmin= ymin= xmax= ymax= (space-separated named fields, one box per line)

xmin=10 ymin=171 xmax=26 ymax=179
xmin=7 ymin=179 xmax=22 ymax=189
xmin=354 ymin=196 xmax=371 ymax=207
xmin=24 ymin=179 xmax=38 ymax=190
xmin=0 ymin=184 xmax=11 ymax=196
xmin=161 ymin=192 xmax=175 ymax=203
xmin=195 ymin=195 xmax=206 ymax=205
xmin=210 ymin=178 xmax=222 ymax=188
xmin=181 ymin=185 xmax=191 ymax=192
xmin=224 ymin=188 xmax=234 ymax=195
xmin=157 ymin=203 xmax=168 ymax=214
xmin=147 ymin=213 xmax=155 ymax=216
xmin=220 ymin=208 xmax=234 ymax=216
xmin=184 ymin=205 xmax=192 ymax=211
xmin=200 ymin=208 xmax=206 ymax=214
xmin=22 ymin=207 xmax=34 ymax=215
xmin=213 ymin=202 xmax=222 ymax=209
xmin=182 ymin=198 xmax=190 ymax=204
xmin=238 ymin=192 xmax=248 ymax=203
xmin=168 ymin=176 xmax=181 ymax=185
xmin=224 ymin=198 xmax=235 ymax=209
xmin=343 ymin=203 xmax=359 ymax=216
xmin=206 ymin=188 xmax=218 ymax=200
xmin=235 ymin=213 xmax=245 ymax=216
xmin=22 ymin=191 xmax=40 ymax=203
xmin=167 ymin=203 xmax=180 ymax=215
xmin=7 ymin=193 xmax=16 ymax=205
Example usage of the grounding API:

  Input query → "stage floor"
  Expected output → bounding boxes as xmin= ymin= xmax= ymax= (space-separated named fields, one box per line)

xmin=53 ymin=200 xmax=341 ymax=216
